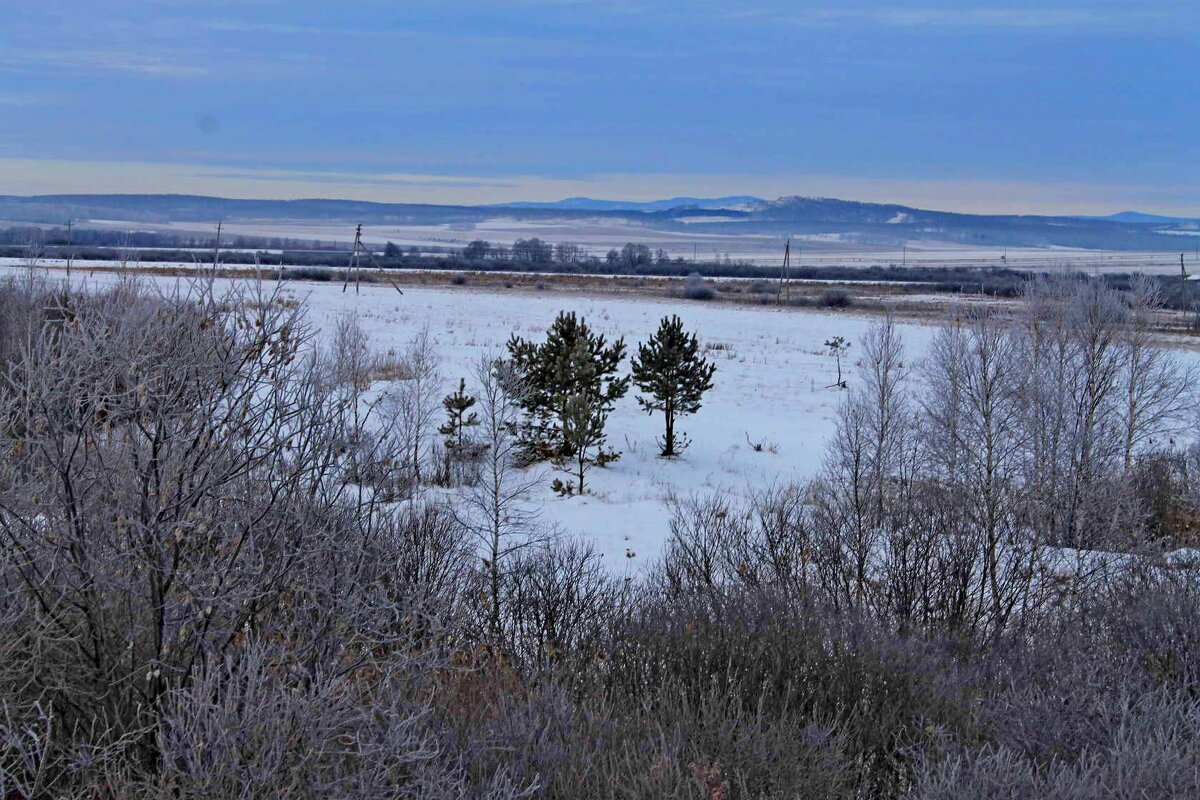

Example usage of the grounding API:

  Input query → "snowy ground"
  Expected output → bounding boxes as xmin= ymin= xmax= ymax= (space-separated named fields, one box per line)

xmin=3 ymin=264 xmax=946 ymax=575
xmin=14 ymin=265 xmax=1200 ymax=577
xmin=289 ymin=279 xmax=942 ymax=577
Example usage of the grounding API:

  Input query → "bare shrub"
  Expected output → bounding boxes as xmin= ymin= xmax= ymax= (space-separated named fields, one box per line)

xmin=1130 ymin=450 xmax=1200 ymax=543
xmin=681 ymin=272 xmax=715 ymax=301
xmin=455 ymin=356 xmax=548 ymax=644
xmin=0 ymin=279 xmax=481 ymax=796
xmin=916 ymin=689 xmax=1200 ymax=800
xmin=375 ymin=326 xmax=442 ymax=495
xmin=383 ymin=501 xmax=473 ymax=617
xmin=497 ymin=538 xmax=623 ymax=672
xmin=144 ymin=643 xmax=457 ymax=800
xmin=822 ymin=288 xmax=854 ymax=307
xmin=600 ymin=590 xmax=978 ymax=798
xmin=658 ymin=484 xmax=816 ymax=596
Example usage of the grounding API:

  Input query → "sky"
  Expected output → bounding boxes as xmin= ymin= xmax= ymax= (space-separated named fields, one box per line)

xmin=1 ymin=0 xmax=1198 ymax=215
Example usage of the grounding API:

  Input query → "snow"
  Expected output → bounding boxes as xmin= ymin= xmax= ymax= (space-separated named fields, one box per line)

xmin=1 ymin=264 xmax=938 ymax=574
xmin=288 ymin=280 xmax=939 ymax=575
xmin=1165 ymin=548 xmax=1200 ymax=568
xmin=13 ymin=264 xmax=1199 ymax=578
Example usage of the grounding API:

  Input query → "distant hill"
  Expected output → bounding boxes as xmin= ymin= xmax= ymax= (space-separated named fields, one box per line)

xmin=494 ymin=195 xmax=763 ymax=212
xmin=1 ymin=192 xmax=1197 ymax=252
xmin=1101 ymin=211 xmax=1200 ymax=225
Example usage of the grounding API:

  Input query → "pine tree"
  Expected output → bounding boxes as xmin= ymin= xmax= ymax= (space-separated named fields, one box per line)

xmin=438 ymin=377 xmax=480 ymax=454
xmin=555 ymin=339 xmax=614 ymax=495
xmin=507 ymin=311 xmax=628 ymax=461
xmin=824 ymin=336 xmax=851 ymax=388
xmin=631 ymin=315 xmax=716 ymax=457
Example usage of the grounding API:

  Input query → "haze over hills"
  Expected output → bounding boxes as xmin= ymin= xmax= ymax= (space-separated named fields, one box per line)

xmin=1 ymin=192 xmax=1198 ymax=252
xmin=1096 ymin=211 xmax=1200 ymax=225
xmin=495 ymin=196 xmax=764 ymax=212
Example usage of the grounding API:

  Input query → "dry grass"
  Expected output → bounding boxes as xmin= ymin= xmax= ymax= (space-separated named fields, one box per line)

xmin=34 ymin=262 xmax=1200 ymax=340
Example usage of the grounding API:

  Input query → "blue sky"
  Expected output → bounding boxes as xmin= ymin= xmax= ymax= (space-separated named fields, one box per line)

xmin=1 ymin=1 xmax=1198 ymax=213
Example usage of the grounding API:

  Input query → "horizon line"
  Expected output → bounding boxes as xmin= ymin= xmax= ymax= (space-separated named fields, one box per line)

xmin=2 ymin=157 xmax=1200 ymax=218
xmin=0 ymin=189 xmax=1173 ymax=221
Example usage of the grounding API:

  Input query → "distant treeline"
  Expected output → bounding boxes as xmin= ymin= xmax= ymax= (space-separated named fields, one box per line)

xmin=5 ymin=228 xmax=1197 ymax=311
xmin=0 ymin=225 xmax=357 ymax=252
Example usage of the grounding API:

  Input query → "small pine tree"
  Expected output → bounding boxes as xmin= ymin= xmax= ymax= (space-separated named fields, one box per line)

xmin=554 ymin=338 xmax=618 ymax=495
xmin=824 ymin=336 xmax=851 ymax=388
xmin=560 ymin=392 xmax=605 ymax=495
xmin=631 ymin=315 xmax=716 ymax=457
xmin=438 ymin=378 xmax=480 ymax=454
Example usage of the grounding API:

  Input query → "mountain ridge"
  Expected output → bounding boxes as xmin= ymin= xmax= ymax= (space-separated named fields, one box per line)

xmin=1 ymin=193 xmax=1197 ymax=252
xmin=494 ymin=195 xmax=763 ymax=212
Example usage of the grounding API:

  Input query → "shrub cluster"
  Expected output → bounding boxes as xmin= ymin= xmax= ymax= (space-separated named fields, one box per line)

xmin=0 ymin=275 xmax=1198 ymax=799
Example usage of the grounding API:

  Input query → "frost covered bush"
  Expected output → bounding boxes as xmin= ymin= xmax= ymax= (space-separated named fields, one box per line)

xmin=275 ymin=265 xmax=334 ymax=281
xmin=492 ymin=538 xmax=623 ymax=673
xmin=0 ymin=280 xmax=525 ymax=798
xmin=915 ymin=689 xmax=1200 ymax=800
xmin=143 ymin=644 xmax=460 ymax=800
xmin=681 ymin=271 xmax=716 ymax=300
xmin=597 ymin=589 xmax=979 ymax=799
xmin=822 ymin=287 xmax=854 ymax=307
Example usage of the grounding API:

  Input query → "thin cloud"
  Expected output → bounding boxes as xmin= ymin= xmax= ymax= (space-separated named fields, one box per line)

xmin=599 ymin=2 xmax=1178 ymax=31
xmin=0 ymin=50 xmax=210 ymax=78
xmin=195 ymin=168 xmax=518 ymax=190
xmin=0 ymin=93 xmax=54 ymax=107
xmin=803 ymin=6 xmax=1172 ymax=29
xmin=200 ymin=19 xmax=405 ymax=37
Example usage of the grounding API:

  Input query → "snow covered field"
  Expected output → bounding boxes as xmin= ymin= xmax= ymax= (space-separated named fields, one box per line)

xmin=291 ymin=281 xmax=940 ymax=575
xmin=1 ymin=264 xmax=940 ymax=574
xmin=11 ymin=264 xmax=1200 ymax=575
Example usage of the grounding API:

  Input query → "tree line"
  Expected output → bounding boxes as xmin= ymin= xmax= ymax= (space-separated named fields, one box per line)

xmin=0 ymin=224 xmax=345 ymax=252
xmin=460 ymin=238 xmax=688 ymax=270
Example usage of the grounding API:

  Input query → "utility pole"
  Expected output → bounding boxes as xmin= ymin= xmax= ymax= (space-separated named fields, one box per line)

xmin=1182 ymin=253 xmax=1194 ymax=329
xmin=64 ymin=219 xmax=73 ymax=282
xmin=212 ymin=220 xmax=222 ymax=271
xmin=343 ymin=224 xmax=365 ymax=294
xmin=776 ymin=238 xmax=791 ymax=304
